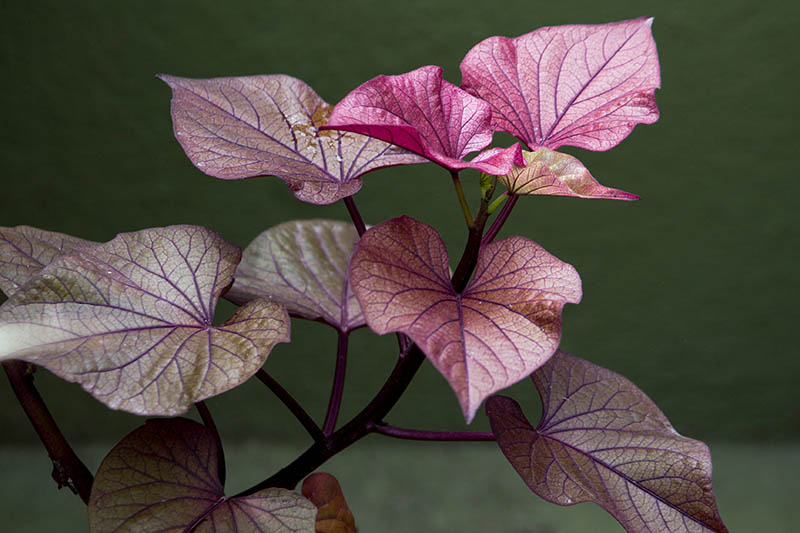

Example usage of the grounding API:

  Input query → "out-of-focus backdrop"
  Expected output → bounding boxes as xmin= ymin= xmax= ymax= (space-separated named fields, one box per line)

xmin=1 ymin=1 xmax=797 ymax=531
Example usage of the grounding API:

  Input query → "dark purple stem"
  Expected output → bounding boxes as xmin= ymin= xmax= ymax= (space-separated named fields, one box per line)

xmin=195 ymin=401 xmax=226 ymax=485
xmin=370 ymin=423 xmax=495 ymax=441
xmin=255 ymin=369 xmax=324 ymax=443
xmin=451 ymin=188 xmax=493 ymax=293
xmin=482 ymin=194 xmax=519 ymax=245
xmin=322 ymin=330 xmax=349 ymax=435
xmin=343 ymin=196 xmax=367 ymax=236
xmin=3 ymin=361 xmax=93 ymax=503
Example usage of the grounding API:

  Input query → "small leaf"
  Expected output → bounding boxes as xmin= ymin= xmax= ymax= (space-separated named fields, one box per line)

xmin=89 ymin=418 xmax=316 ymax=532
xmin=302 ymin=472 xmax=356 ymax=533
xmin=486 ymin=351 xmax=728 ymax=533
xmin=500 ymin=148 xmax=639 ymax=200
xmin=323 ymin=65 xmax=524 ymax=175
xmin=158 ymin=74 xmax=426 ymax=205
xmin=0 ymin=226 xmax=98 ymax=296
xmin=226 ymin=220 xmax=364 ymax=332
xmin=349 ymin=216 xmax=581 ymax=422
xmin=461 ymin=18 xmax=660 ymax=151
xmin=0 ymin=225 xmax=289 ymax=415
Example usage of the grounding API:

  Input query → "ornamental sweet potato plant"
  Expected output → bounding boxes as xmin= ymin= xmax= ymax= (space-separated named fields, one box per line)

xmin=0 ymin=17 xmax=728 ymax=532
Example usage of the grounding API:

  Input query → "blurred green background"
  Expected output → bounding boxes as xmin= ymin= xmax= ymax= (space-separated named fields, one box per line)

xmin=1 ymin=0 xmax=797 ymax=531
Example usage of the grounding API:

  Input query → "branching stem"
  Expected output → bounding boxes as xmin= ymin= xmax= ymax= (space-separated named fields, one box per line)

xmin=482 ymin=194 xmax=519 ymax=245
xmin=255 ymin=369 xmax=324 ymax=443
xmin=322 ymin=331 xmax=349 ymax=435
xmin=2 ymin=361 xmax=93 ymax=503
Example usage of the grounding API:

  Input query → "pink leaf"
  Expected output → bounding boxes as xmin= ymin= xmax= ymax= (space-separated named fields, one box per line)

xmin=89 ymin=418 xmax=316 ymax=532
xmin=349 ymin=216 xmax=581 ymax=422
xmin=461 ymin=18 xmax=660 ymax=151
xmin=0 ymin=226 xmax=290 ymax=415
xmin=159 ymin=74 xmax=426 ymax=204
xmin=486 ymin=351 xmax=728 ymax=533
xmin=500 ymin=148 xmax=639 ymax=200
xmin=323 ymin=66 xmax=524 ymax=175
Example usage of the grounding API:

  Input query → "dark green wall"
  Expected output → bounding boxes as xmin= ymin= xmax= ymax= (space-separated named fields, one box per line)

xmin=1 ymin=0 xmax=797 ymax=444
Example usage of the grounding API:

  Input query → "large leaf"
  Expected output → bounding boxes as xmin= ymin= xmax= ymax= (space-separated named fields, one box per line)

xmin=0 ymin=225 xmax=289 ymax=415
xmin=159 ymin=74 xmax=426 ymax=204
xmin=226 ymin=220 xmax=364 ymax=332
xmin=486 ymin=351 xmax=728 ymax=533
xmin=500 ymin=148 xmax=639 ymax=200
xmin=89 ymin=418 xmax=316 ymax=532
xmin=461 ymin=18 xmax=660 ymax=151
xmin=0 ymin=226 xmax=98 ymax=296
xmin=302 ymin=472 xmax=356 ymax=533
xmin=349 ymin=216 xmax=581 ymax=422
xmin=323 ymin=65 xmax=524 ymax=175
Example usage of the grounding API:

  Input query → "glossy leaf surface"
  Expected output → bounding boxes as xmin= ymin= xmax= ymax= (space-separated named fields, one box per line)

xmin=0 ymin=226 xmax=289 ymax=415
xmin=89 ymin=418 xmax=316 ymax=532
xmin=324 ymin=66 xmax=523 ymax=175
xmin=500 ymin=148 xmax=639 ymax=200
xmin=302 ymin=472 xmax=356 ymax=533
xmin=350 ymin=216 xmax=581 ymax=421
xmin=159 ymin=74 xmax=426 ymax=204
xmin=226 ymin=220 xmax=364 ymax=332
xmin=461 ymin=18 xmax=660 ymax=151
xmin=486 ymin=351 xmax=728 ymax=533
xmin=0 ymin=226 xmax=98 ymax=296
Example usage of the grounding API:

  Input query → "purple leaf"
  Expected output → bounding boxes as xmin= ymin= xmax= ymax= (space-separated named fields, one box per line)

xmin=226 ymin=220 xmax=364 ymax=332
xmin=461 ymin=18 xmax=660 ymax=151
xmin=323 ymin=65 xmax=524 ymax=175
xmin=158 ymin=74 xmax=426 ymax=204
xmin=486 ymin=351 xmax=728 ymax=533
xmin=349 ymin=216 xmax=581 ymax=422
xmin=89 ymin=418 xmax=316 ymax=532
xmin=500 ymin=148 xmax=639 ymax=200
xmin=0 ymin=225 xmax=290 ymax=415
xmin=0 ymin=226 xmax=98 ymax=296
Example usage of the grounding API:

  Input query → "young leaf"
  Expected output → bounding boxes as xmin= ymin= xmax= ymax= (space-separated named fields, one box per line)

xmin=461 ymin=18 xmax=660 ymax=151
xmin=302 ymin=472 xmax=356 ymax=533
xmin=226 ymin=220 xmax=364 ymax=332
xmin=500 ymin=148 xmax=639 ymax=200
xmin=0 ymin=225 xmax=289 ymax=415
xmin=89 ymin=418 xmax=316 ymax=532
xmin=158 ymin=74 xmax=426 ymax=205
xmin=0 ymin=226 xmax=98 ymax=296
xmin=486 ymin=351 xmax=728 ymax=533
xmin=323 ymin=65 xmax=524 ymax=175
xmin=349 ymin=216 xmax=581 ymax=422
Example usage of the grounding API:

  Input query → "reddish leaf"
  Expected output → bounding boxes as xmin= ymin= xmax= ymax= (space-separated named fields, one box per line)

xmin=302 ymin=472 xmax=356 ymax=533
xmin=89 ymin=418 xmax=316 ymax=532
xmin=226 ymin=220 xmax=364 ymax=332
xmin=486 ymin=351 xmax=728 ymax=533
xmin=500 ymin=148 xmax=639 ymax=200
xmin=0 ymin=226 xmax=98 ymax=296
xmin=349 ymin=216 xmax=581 ymax=421
xmin=0 ymin=226 xmax=289 ymax=415
xmin=323 ymin=65 xmax=524 ymax=175
xmin=159 ymin=74 xmax=426 ymax=204
xmin=461 ymin=18 xmax=660 ymax=151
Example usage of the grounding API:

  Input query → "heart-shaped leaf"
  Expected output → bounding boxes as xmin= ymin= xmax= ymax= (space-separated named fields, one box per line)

xmin=0 ymin=226 xmax=98 ymax=296
xmin=302 ymin=472 xmax=356 ymax=533
xmin=323 ymin=65 xmax=524 ymax=175
xmin=159 ymin=74 xmax=426 ymax=204
xmin=349 ymin=216 xmax=581 ymax=422
xmin=0 ymin=225 xmax=289 ymax=415
xmin=500 ymin=148 xmax=639 ymax=200
xmin=226 ymin=220 xmax=364 ymax=332
xmin=486 ymin=350 xmax=728 ymax=533
xmin=89 ymin=417 xmax=316 ymax=532
xmin=461 ymin=18 xmax=660 ymax=151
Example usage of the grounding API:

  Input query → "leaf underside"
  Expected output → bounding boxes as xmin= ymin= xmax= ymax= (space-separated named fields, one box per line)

xmin=0 ymin=225 xmax=289 ymax=415
xmin=89 ymin=418 xmax=316 ymax=532
xmin=486 ymin=350 xmax=728 ymax=533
